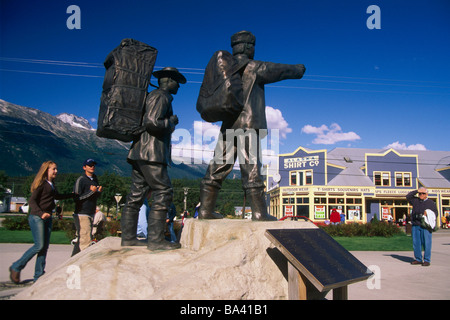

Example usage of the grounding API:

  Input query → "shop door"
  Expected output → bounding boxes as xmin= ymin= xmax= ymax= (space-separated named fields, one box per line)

xmin=297 ymin=205 xmax=310 ymax=218
xmin=394 ymin=207 xmax=408 ymax=222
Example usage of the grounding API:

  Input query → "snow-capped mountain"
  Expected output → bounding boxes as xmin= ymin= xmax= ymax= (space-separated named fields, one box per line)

xmin=0 ymin=99 xmax=214 ymax=179
xmin=56 ymin=113 xmax=94 ymax=130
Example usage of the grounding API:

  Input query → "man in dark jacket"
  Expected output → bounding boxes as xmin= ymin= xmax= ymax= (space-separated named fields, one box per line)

xmin=121 ymin=67 xmax=186 ymax=251
xmin=406 ymin=188 xmax=438 ymax=266
xmin=72 ymin=159 xmax=102 ymax=256
xmin=199 ymin=31 xmax=306 ymax=221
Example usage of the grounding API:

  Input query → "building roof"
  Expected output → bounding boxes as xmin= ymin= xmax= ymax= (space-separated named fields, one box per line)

xmin=326 ymin=148 xmax=450 ymax=189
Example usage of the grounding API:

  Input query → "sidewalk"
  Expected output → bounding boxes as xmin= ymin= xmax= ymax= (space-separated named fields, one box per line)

xmin=0 ymin=243 xmax=73 ymax=299
xmin=339 ymin=229 xmax=450 ymax=300
xmin=1 ymin=230 xmax=449 ymax=300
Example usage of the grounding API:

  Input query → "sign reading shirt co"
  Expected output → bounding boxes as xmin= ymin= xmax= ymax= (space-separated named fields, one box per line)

xmin=284 ymin=156 xmax=320 ymax=169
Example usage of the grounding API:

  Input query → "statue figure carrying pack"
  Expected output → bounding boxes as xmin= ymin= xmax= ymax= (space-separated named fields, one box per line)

xmin=121 ymin=67 xmax=186 ymax=250
xmin=197 ymin=31 xmax=306 ymax=221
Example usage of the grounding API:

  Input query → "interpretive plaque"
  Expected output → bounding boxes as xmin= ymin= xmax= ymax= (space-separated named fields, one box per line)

xmin=265 ymin=228 xmax=373 ymax=300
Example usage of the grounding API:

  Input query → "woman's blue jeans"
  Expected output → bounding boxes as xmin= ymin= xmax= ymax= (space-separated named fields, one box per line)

xmin=412 ymin=225 xmax=432 ymax=263
xmin=10 ymin=215 xmax=52 ymax=281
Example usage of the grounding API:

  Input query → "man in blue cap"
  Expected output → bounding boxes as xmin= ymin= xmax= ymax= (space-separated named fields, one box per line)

xmin=72 ymin=159 xmax=102 ymax=255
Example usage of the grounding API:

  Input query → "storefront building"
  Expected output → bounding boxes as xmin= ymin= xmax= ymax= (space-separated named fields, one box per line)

xmin=266 ymin=147 xmax=450 ymax=225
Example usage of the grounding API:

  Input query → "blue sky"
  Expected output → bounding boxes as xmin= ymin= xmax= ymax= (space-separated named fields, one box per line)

xmin=1 ymin=0 xmax=449 ymax=156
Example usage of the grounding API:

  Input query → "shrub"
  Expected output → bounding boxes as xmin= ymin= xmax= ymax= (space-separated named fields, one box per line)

xmin=319 ymin=221 xmax=402 ymax=237
xmin=2 ymin=216 xmax=30 ymax=231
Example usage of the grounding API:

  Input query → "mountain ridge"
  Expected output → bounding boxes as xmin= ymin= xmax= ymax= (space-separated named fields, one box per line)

xmin=0 ymin=99 xmax=215 ymax=179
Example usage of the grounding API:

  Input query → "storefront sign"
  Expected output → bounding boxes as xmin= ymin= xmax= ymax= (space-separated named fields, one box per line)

xmin=284 ymin=155 xmax=320 ymax=169
xmin=348 ymin=207 xmax=361 ymax=220
xmin=285 ymin=205 xmax=294 ymax=217
xmin=314 ymin=205 xmax=326 ymax=219
xmin=375 ymin=189 xmax=410 ymax=196
xmin=382 ymin=207 xmax=391 ymax=220
xmin=282 ymin=186 xmax=374 ymax=194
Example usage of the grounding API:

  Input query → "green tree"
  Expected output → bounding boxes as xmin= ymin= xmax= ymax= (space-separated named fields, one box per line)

xmin=98 ymin=171 xmax=130 ymax=215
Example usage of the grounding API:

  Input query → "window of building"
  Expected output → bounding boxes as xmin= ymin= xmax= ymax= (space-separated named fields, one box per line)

xmin=314 ymin=197 xmax=327 ymax=204
xmin=395 ymin=172 xmax=412 ymax=187
xmin=297 ymin=197 xmax=310 ymax=204
xmin=283 ymin=197 xmax=295 ymax=204
xmin=374 ymin=171 xmax=390 ymax=186
xmin=289 ymin=170 xmax=313 ymax=186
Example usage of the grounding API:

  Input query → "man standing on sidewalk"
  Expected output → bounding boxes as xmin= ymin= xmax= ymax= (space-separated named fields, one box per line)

xmin=72 ymin=159 xmax=102 ymax=256
xmin=406 ymin=188 xmax=438 ymax=266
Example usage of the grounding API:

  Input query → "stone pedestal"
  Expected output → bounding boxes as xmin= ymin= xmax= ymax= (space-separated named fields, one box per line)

xmin=14 ymin=219 xmax=316 ymax=300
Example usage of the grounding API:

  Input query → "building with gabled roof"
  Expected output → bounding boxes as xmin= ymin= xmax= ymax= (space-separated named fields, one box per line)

xmin=266 ymin=146 xmax=450 ymax=225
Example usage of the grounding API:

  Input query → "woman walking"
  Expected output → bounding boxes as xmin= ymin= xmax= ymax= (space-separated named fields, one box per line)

xmin=9 ymin=161 xmax=73 ymax=283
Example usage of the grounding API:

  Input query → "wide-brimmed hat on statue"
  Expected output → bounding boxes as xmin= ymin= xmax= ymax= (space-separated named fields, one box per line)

xmin=153 ymin=67 xmax=186 ymax=84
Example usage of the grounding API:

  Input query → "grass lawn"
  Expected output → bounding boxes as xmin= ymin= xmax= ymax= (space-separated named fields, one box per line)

xmin=333 ymin=234 xmax=413 ymax=251
xmin=0 ymin=228 xmax=71 ymax=245
xmin=0 ymin=227 xmax=413 ymax=250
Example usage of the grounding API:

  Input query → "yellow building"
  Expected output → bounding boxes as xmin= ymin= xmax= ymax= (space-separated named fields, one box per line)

xmin=266 ymin=147 xmax=450 ymax=225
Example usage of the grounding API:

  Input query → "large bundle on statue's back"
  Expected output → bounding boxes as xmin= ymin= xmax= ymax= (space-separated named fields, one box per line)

xmin=196 ymin=50 xmax=246 ymax=123
xmin=97 ymin=39 xmax=157 ymax=142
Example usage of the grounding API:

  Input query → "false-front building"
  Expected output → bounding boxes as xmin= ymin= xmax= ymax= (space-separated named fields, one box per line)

xmin=266 ymin=147 xmax=450 ymax=225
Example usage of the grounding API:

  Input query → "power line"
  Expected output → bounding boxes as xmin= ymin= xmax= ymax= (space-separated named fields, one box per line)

xmin=2 ymin=57 xmax=450 ymax=94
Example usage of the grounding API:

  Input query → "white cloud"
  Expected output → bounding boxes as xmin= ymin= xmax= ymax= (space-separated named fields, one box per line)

xmin=265 ymin=106 xmax=292 ymax=139
xmin=384 ymin=141 xmax=427 ymax=151
xmin=301 ymin=123 xmax=361 ymax=145
xmin=171 ymin=121 xmax=220 ymax=164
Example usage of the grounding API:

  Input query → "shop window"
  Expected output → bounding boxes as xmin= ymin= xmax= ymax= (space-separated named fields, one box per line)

xmin=314 ymin=197 xmax=326 ymax=204
xmin=289 ymin=170 xmax=313 ymax=186
xmin=305 ymin=171 xmax=312 ymax=184
xmin=329 ymin=198 xmax=337 ymax=204
xmin=395 ymin=172 xmax=412 ymax=187
xmin=347 ymin=206 xmax=362 ymax=220
xmin=442 ymin=199 xmax=450 ymax=206
xmin=290 ymin=172 xmax=297 ymax=186
xmin=374 ymin=171 xmax=390 ymax=186
xmin=297 ymin=197 xmax=309 ymax=204
xmin=283 ymin=197 xmax=295 ymax=204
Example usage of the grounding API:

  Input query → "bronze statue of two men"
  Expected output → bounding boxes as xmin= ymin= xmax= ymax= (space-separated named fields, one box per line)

xmin=121 ymin=31 xmax=305 ymax=250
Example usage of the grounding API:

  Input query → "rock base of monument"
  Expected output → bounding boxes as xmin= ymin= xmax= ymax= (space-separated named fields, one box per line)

xmin=14 ymin=219 xmax=317 ymax=300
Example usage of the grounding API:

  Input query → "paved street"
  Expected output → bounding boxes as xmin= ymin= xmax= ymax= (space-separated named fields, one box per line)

xmin=1 ymin=230 xmax=449 ymax=300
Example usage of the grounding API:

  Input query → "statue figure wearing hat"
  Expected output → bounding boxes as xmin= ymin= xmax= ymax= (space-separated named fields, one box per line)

xmin=121 ymin=67 xmax=186 ymax=250
xmin=198 ymin=31 xmax=306 ymax=221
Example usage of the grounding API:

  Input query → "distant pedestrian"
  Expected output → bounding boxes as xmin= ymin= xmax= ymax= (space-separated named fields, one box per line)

xmin=330 ymin=208 xmax=340 ymax=225
xmin=9 ymin=161 xmax=74 ymax=283
xmin=72 ymin=159 xmax=102 ymax=256
xmin=406 ymin=188 xmax=438 ymax=266
xmin=92 ymin=206 xmax=106 ymax=240
xmin=136 ymin=197 xmax=150 ymax=239
xmin=166 ymin=203 xmax=177 ymax=243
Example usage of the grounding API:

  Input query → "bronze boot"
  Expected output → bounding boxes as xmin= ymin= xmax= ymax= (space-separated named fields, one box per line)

xmin=198 ymin=184 xmax=223 ymax=219
xmin=247 ymin=188 xmax=277 ymax=221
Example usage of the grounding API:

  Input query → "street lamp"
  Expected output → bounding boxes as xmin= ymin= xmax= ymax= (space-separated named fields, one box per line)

xmin=114 ymin=193 xmax=122 ymax=219
xmin=183 ymin=187 xmax=189 ymax=212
